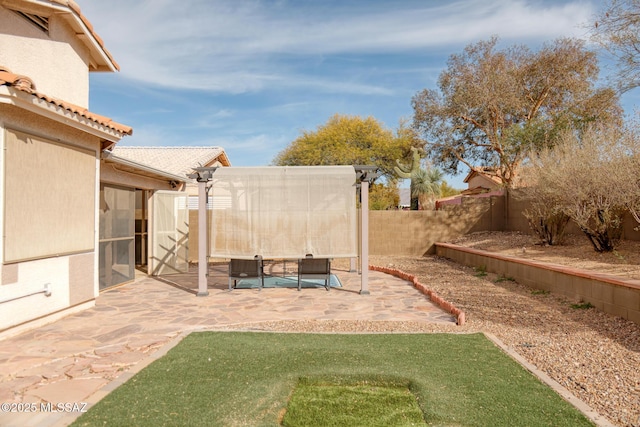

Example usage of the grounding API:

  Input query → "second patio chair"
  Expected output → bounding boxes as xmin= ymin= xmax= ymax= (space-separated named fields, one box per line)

xmin=298 ymin=255 xmax=331 ymax=291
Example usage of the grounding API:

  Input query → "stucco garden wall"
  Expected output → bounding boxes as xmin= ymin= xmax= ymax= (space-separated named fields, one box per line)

xmin=371 ymin=191 xmax=639 ymax=257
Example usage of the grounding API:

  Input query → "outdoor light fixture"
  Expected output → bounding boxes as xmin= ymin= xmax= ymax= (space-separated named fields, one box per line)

xmin=354 ymin=165 xmax=381 ymax=183
xmin=188 ymin=166 xmax=218 ymax=182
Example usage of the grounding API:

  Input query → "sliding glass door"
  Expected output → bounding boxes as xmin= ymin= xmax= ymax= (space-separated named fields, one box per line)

xmin=99 ymin=184 xmax=135 ymax=289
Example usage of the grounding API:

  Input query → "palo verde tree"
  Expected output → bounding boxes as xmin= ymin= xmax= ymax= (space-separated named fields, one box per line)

xmin=412 ymin=37 xmax=622 ymax=187
xmin=273 ymin=114 xmax=420 ymax=181
xmin=591 ymin=0 xmax=640 ymax=92
xmin=368 ymin=183 xmax=400 ymax=210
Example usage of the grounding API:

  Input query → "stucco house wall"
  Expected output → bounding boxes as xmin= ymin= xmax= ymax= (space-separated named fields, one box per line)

xmin=0 ymin=4 xmax=92 ymax=107
xmin=0 ymin=0 xmax=130 ymax=336
xmin=0 ymin=104 xmax=101 ymax=331
xmin=465 ymin=173 xmax=500 ymax=191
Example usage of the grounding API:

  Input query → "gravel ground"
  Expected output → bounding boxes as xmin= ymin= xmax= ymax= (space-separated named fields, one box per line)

xmin=223 ymin=241 xmax=640 ymax=427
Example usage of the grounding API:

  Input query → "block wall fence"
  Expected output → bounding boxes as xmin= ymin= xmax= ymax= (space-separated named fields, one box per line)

xmin=188 ymin=192 xmax=640 ymax=261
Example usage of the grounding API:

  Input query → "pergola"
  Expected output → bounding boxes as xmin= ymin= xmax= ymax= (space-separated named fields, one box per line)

xmin=188 ymin=165 xmax=379 ymax=295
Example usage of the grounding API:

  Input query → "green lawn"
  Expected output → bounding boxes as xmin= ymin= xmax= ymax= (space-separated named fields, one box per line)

xmin=72 ymin=332 xmax=592 ymax=427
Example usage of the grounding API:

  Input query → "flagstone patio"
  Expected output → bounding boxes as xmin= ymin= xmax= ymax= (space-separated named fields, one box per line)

xmin=0 ymin=265 xmax=455 ymax=427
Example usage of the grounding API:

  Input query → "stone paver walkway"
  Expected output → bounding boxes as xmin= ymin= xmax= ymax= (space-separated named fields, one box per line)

xmin=0 ymin=266 xmax=454 ymax=427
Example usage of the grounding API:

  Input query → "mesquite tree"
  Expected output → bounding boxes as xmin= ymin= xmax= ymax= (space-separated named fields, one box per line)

xmin=591 ymin=0 xmax=640 ymax=92
xmin=412 ymin=37 xmax=622 ymax=187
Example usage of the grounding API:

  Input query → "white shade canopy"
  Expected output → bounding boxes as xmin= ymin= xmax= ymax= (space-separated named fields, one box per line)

xmin=208 ymin=166 xmax=357 ymax=259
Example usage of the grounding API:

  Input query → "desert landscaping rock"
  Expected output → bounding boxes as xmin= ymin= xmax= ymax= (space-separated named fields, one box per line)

xmin=368 ymin=240 xmax=640 ymax=427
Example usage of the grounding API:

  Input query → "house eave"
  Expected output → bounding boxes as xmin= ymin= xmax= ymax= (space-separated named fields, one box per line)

xmin=0 ymin=86 xmax=126 ymax=143
xmin=0 ymin=0 xmax=119 ymax=72
xmin=102 ymin=151 xmax=189 ymax=184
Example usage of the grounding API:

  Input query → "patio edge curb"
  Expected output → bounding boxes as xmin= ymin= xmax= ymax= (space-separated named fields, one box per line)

xmin=369 ymin=264 xmax=466 ymax=325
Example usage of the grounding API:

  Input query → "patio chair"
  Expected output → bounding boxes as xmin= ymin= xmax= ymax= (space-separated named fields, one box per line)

xmin=298 ymin=255 xmax=331 ymax=291
xmin=228 ymin=256 xmax=264 ymax=290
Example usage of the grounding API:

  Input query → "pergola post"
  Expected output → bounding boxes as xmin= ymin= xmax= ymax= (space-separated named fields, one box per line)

xmin=359 ymin=179 xmax=370 ymax=295
xmin=196 ymin=179 xmax=208 ymax=296
xmin=187 ymin=167 xmax=218 ymax=297
xmin=354 ymin=165 xmax=380 ymax=295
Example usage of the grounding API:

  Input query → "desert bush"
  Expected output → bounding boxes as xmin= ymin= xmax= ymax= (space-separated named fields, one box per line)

xmin=522 ymin=123 xmax=639 ymax=252
xmin=514 ymin=187 xmax=570 ymax=246
xmin=612 ymin=120 xmax=640 ymax=228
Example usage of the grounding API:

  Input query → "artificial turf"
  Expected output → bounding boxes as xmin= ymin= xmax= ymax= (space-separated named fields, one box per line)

xmin=72 ymin=332 xmax=593 ymax=427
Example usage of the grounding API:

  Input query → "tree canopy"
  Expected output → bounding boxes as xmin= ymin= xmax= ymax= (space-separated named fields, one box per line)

xmin=591 ymin=0 xmax=640 ymax=92
xmin=272 ymin=114 xmax=420 ymax=181
xmin=411 ymin=37 xmax=622 ymax=187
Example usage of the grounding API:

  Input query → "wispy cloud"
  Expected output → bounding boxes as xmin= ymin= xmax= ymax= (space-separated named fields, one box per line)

xmin=81 ymin=0 xmax=594 ymax=94
xmin=82 ymin=0 xmax=605 ymax=185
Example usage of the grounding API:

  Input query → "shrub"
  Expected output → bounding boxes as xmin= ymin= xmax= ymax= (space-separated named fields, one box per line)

xmin=521 ymin=123 xmax=639 ymax=252
xmin=514 ymin=187 xmax=570 ymax=246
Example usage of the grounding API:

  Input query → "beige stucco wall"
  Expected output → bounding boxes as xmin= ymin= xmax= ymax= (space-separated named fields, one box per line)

xmin=0 ymin=5 xmax=90 ymax=107
xmin=185 ymin=190 xmax=640 ymax=263
xmin=504 ymin=189 xmax=640 ymax=241
xmin=0 ymin=104 xmax=100 ymax=332
xmin=186 ymin=196 xmax=504 ymax=261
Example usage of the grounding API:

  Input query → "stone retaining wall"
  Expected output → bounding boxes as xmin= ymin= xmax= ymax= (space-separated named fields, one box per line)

xmin=435 ymin=243 xmax=640 ymax=325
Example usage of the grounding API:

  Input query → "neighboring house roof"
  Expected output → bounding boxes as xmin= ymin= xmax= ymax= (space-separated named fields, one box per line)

xmin=3 ymin=0 xmax=120 ymax=71
xmin=463 ymin=167 xmax=502 ymax=185
xmin=111 ymin=147 xmax=232 ymax=179
xmin=0 ymin=66 xmax=133 ymax=138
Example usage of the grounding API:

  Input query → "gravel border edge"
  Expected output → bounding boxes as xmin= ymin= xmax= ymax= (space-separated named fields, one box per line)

xmin=484 ymin=332 xmax=614 ymax=427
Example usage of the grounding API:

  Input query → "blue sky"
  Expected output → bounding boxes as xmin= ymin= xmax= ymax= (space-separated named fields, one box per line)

xmin=81 ymin=0 xmax=639 ymax=189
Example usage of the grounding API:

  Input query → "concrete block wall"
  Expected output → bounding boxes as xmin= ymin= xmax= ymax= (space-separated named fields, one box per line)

xmin=369 ymin=197 xmax=502 ymax=256
xmin=435 ymin=243 xmax=640 ymax=325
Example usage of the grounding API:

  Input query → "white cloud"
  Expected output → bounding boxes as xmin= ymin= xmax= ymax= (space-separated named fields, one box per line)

xmin=81 ymin=0 xmax=595 ymax=94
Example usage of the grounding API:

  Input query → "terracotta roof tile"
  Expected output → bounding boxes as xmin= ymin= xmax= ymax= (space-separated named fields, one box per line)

xmin=111 ymin=147 xmax=231 ymax=178
xmin=0 ymin=66 xmax=132 ymax=135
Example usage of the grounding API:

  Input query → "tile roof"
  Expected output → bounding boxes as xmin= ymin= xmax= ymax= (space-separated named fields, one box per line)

xmin=111 ymin=147 xmax=231 ymax=178
xmin=0 ymin=66 xmax=133 ymax=136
